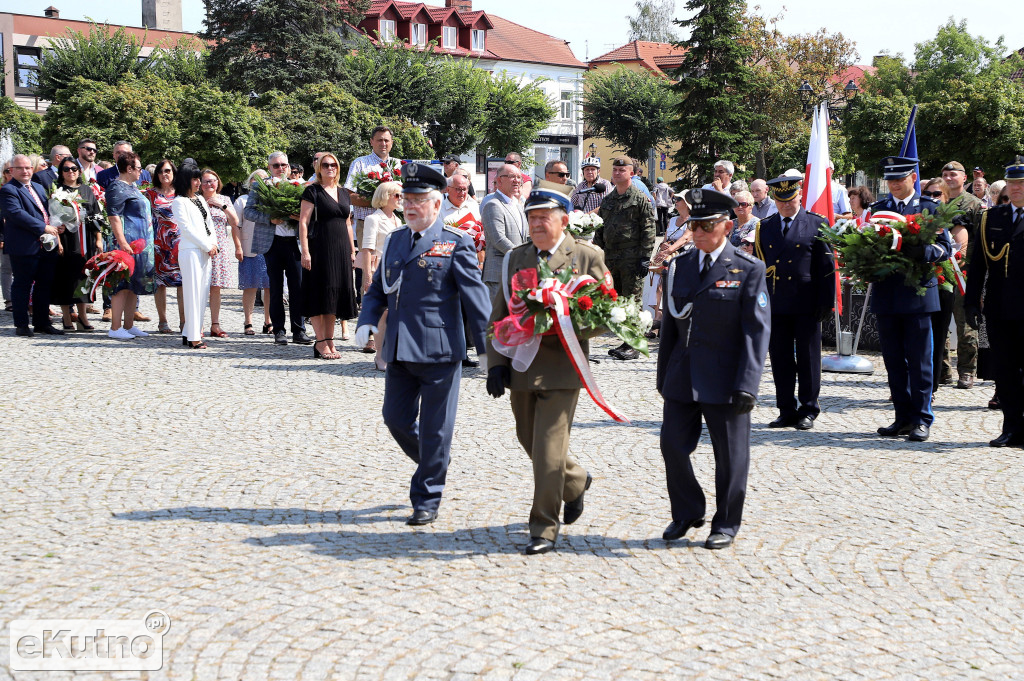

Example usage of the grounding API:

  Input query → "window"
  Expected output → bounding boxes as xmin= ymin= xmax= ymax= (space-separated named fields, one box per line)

xmin=411 ymin=23 xmax=427 ymax=47
xmin=443 ymin=26 xmax=457 ymax=49
xmin=560 ymin=91 xmax=575 ymax=121
xmin=379 ymin=19 xmax=396 ymax=42
xmin=15 ymin=46 xmax=41 ymax=95
xmin=471 ymin=29 xmax=485 ymax=52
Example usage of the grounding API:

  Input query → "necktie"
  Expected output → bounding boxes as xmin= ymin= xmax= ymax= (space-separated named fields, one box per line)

xmin=25 ymin=184 xmax=49 ymax=224
xmin=412 ymin=231 xmax=422 ymax=247
xmin=1015 ymin=208 xmax=1023 ymax=226
xmin=897 ymin=201 xmax=905 ymax=213
xmin=700 ymin=254 xmax=712 ymax=279
xmin=782 ymin=217 xmax=792 ymax=236
xmin=538 ymin=250 xmax=551 ymax=261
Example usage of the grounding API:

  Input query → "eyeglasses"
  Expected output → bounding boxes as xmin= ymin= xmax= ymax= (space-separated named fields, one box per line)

xmin=158 ymin=168 xmax=173 ymax=174
xmin=80 ymin=147 xmax=97 ymax=153
xmin=201 ymin=179 xmax=219 ymax=185
xmin=736 ymin=202 xmax=751 ymax=208
xmin=692 ymin=220 xmax=725 ymax=232
xmin=404 ymin=195 xmax=434 ymax=205
xmin=505 ymin=159 xmax=521 ymax=166
xmin=271 ymin=163 xmax=289 ymax=168
xmin=497 ymin=175 xmax=522 ymax=183
xmin=450 ymin=186 xmax=468 ymax=192
xmin=549 ymin=172 xmax=570 ymax=178
xmin=11 ymin=166 xmax=32 ymax=171
xmin=61 ymin=166 xmax=80 ymax=173
xmin=320 ymin=162 xmax=338 ymax=168
xmin=922 ymin=190 xmax=943 ymax=198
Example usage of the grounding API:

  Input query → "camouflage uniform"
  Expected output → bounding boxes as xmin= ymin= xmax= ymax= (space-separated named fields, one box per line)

xmin=945 ymin=190 xmax=982 ymax=382
xmin=595 ymin=184 xmax=656 ymax=298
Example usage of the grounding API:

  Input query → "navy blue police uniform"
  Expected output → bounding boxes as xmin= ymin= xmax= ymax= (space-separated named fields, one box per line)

xmin=964 ymin=156 xmax=1024 ymax=447
xmin=657 ymin=188 xmax=771 ymax=549
xmin=754 ymin=175 xmax=836 ymax=428
xmin=356 ymin=163 xmax=492 ymax=524
xmin=869 ymin=157 xmax=952 ymax=441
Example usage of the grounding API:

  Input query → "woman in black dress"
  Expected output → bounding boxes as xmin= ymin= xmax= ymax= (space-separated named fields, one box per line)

xmin=299 ymin=152 xmax=357 ymax=359
xmin=52 ymin=159 xmax=104 ymax=331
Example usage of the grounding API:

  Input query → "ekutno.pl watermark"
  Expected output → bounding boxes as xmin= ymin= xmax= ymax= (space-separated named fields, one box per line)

xmin=9 ymin=611 xmax=170 ymax=671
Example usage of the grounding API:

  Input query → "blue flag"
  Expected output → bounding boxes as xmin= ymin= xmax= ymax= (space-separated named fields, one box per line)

xmin=899 ymin=105 xmax=921 ymax=194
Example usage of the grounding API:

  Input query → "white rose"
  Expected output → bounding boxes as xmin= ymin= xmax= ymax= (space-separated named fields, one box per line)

xmin=610 ymin=307 xmax=627 ymax=324
xmin=639 ymin=310 xmax=653 ymax=329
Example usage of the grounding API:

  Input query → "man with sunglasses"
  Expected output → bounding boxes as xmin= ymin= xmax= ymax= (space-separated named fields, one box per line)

xmin=544 ymin=160 xmax=571 ymax=185
xmin=75 ymin=139 xmax=99 ymax=183
xmin=940 ymin=161 xmax=982 ymax=389
xmin=753 ymin=174 xmax=836 ymax=431
xmin=482 ymin=163 xmax=528 ymax=300
xmin=658 ymin=188 xmax=770 ymax=550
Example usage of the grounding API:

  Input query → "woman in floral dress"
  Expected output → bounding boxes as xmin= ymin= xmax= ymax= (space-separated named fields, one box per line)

xmin=145 ymin=159 xmax=182 ymax=333
xmin=200 ymin=169 xmax=242 ymax=337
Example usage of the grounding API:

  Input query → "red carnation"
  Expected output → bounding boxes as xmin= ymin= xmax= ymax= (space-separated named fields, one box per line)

xmin=938 ymin=275 xmax=946 ymax=284
xmin=609 ymin=289 xmax=618 ymax=301
xmin=577 ymin=295 xmax=593 ymax=311
xmin=367 ymin=171 xmax=380 ymax=180
xmin=394 ymin=166 xmax=401 ymax=177
xmin=908 ymin=222 xmax=921 ymax=235
xmin=380 ymin=162 xmax=388 ymax=168
xmin=954 ymin=250 xmax=963 ymax=260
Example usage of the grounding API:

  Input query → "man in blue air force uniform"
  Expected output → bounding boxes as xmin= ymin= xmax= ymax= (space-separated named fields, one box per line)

xmin=355 ymin=163 xmax=492 ymax=526
xmin=869 ymin=156 xmax=952 ymax=443
xmin=657 ymin=188 xmax=771 ymax=550
xmin=755 ymin=174 xmax=836 ymax=431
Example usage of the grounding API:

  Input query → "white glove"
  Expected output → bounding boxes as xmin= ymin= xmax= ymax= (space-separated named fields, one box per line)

xmin=355 ymin=324 xmax=378 ymax=348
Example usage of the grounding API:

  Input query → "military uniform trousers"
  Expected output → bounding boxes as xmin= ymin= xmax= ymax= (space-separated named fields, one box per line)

xmin=769 ymin=314 xmax=822 ymax=419
xmin=876 ymin=313 xmax=934 ymax=427
xmin=930 ymin=289 xmax=955 ymax=392
xmin=605 ymin=258 xmax=644 ymax=299
xmin=945 ymin=293 xmax=978 ymax=378
xmin=661 ymin=399 xmax=749 ymax=537
xmin=382 ymin=359 xmax=461 ymax=513
xmin=985 ymin=315 xmax=1024 ymax=435
xmin=509 ymin=388 xmax=589 ymax=541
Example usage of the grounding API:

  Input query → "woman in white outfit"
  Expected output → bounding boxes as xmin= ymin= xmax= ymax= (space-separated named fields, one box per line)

xmin=358 ymin=181 xmax=404 ymax=370
xmin=171 ymin=164 xmax=219 ymax=349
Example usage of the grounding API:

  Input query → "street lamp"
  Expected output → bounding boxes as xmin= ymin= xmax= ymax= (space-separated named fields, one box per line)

xmin=798 ymin=80 xmax=813 ymax=112
xmin=588 ymin=142 xmax=596 ymax=158
xmin=844 ymin=79 xmax=859 ymax=101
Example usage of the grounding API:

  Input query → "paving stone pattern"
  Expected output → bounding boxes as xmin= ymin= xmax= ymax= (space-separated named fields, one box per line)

xmin=1 ymin=293 xmax=1021 ymax=680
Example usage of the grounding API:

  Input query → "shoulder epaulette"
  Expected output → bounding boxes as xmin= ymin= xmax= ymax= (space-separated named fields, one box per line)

xmin=806 ymin=211 xmax=826 ymax=220
xmin=442 ymin=225 xmax=465 ymax=238
xmin=734 ymin=249 xmax=758 ymax=264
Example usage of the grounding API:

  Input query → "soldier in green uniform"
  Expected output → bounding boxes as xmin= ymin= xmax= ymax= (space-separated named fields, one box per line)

xmin=596 ymin=157 xmax=656 ymax=360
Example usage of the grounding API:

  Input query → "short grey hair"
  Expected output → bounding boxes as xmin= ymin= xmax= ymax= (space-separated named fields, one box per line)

xmin=734 ymin=190 xmax=754 ymax=205
xmin=730 ymin=180 xmax=749 ymax=194
xmin=50 ymin=145 xmax=71 ymax=163
xmin=113 ymin=140 xmax=131 ymax=149
xmin=714 ymin=159 xmax=735 ymax=176
xmin=448 ymin=167 xmax=472 ymax=184
xmin=268 ymin=151 xmax=288 ymax=165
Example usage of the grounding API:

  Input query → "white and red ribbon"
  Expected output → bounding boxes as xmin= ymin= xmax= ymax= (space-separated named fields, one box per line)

xmin=889 ymin=228 xmax=903 ymax=251
xmin=950 ymin=256 xmax=967 ymax=295
xmin=88 ymin=260 xmax=120 ymax=301
xmin=493 ymin=274 xmax=630 ymax=424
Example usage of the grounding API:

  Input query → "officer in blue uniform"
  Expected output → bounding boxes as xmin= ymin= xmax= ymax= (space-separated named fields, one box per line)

xmin=355 ymin=163 xmax=492 ymax=525
xmin=965 ymin=156 xmax=1024 ymax=447
xmin=657 ymin=188 xmax=771 ymax=550
xmin=869 ymin=156 xmax=952 ymax=442
xmin=755 ymin=174 xmax=836 ymax=430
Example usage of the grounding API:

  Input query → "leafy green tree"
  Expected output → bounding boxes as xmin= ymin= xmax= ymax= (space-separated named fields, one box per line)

xmin=150 ymin=36 xmax=209 ymax=87
xmin=201 ymin=0 xmax=371 ymax=95
xmin=912 ymin=19 xmax=1013 ymax=96
xmin=627 ymin=0 xmax=678 ymax=43
xmin=669 ymin=0 xmax=759 ymax=184
xmin=583 ymin=66 xmax=678 ymax=160
xmin=425 ymin=57 xmax=489 ymax=158
xmin=477 ymin=74 xmax=556 ymax=159
xmin=0 ymin=97 xmax=43 ymax=154
xmin=35 ymin=23 xmax=154 ymax=102
xmin=841 ymin=92 xmax=913 ymax=173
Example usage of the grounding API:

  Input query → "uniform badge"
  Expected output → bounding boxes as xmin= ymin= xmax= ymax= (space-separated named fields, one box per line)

xmin=758 ymin=291 xmax=769 ymax=308
xmin=418 ymin=259 xmax=427 ymax=268
xmin=729 ymin=268 xmax=742 ymax=274
xmin=425 ymin=240 xmax=457 ymax=257
xmin=692 ymin=188 xmax=703 ymax=204
xmin=715 ymin=280 xmax=741 ymax=289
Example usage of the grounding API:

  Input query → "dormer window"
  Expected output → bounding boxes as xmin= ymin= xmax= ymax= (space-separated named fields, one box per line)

xmin=412 ymin=23 xmax=427 ymax=47
xmin=443 ymin=26 xmax=457 ymax=49
xmin=471 ymin=29 xmax=485 ymax=52
xmin=379 ymin=19 xmax=396 ymax=42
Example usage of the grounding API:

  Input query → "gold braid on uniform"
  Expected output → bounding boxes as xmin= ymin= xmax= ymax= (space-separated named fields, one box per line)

xmin=980 ymin=210 xmax=1010 ymax=276
xmin=753 ymin=221 xmax=777 ymax=293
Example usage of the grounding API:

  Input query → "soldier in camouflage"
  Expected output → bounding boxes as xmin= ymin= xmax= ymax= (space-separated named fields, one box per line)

xmin=596 ymin=157 xmax=657 ymax=360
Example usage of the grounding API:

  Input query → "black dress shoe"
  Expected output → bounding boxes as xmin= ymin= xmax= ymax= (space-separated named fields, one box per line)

xmin=15 ymin=326 xmax=33 ymax=337
xmin=877 ymin=421 xmax=913 ymax=437
xmin=795 ymin=416 xmax=814 ymax=430
xmin=461 ymin=358 xmax=480 ymax=368
xmin=36 ymin=325 xmax=65 ymax=335
xmin=663 ymin=517 xmax=705 ymax=541
xmin=524 ymin=537 xmax=555 ymax=555
xmin=406 ymin=509 xmax=437 ymax=525
xmin=768 ymin=415 xmax=799 ymax=428
xmin=612 ymin=347 xmax=640 ymax=360
xmin=293 ymin=331 xmax=313 ymax=345
xmin=563 ymin=472 xmax=592 ymax=525
xmin=705 ymin=532 xmax=734 ymax=550
xmin=908 ymin=424 xmax=929 ymax=442
xmin=989 ymin=432 xmax=1024 ymax=447
xmin=274 ymin=330 xmax=288 ymax=345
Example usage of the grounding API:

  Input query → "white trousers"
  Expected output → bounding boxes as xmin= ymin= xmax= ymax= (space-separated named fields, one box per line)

xmin=179 ymin=248 xmax=212 ymax=342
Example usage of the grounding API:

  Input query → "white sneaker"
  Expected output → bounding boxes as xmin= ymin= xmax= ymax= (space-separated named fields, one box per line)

xmin=125 ymin=327 xmax=149 ymax=337
xmin=108 ymin=328 xmax=134 ymax=340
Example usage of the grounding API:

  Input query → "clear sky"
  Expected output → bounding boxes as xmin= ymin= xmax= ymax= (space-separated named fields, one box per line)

xmin=7 ymin=0 xmax=1023 ymax=65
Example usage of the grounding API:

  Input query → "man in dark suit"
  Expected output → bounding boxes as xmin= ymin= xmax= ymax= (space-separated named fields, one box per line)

xmin=32 ymin=145 xmax=71 ymax=192
xmin=485 ymin=184 xmax=609 ymax=555
xmin=965 ymin=156 xmax=1024 ymax=447
xmin=657 ymin=188 xmax=771 ymax=550
xmin=754 ymin=174 xmax=836 ymax=430
xmin=869 ymin=156 xmax=952 ymax=442
xmin=0 ymin=154 xmax=63 ymax=336
xmin=355 ymin=164 xmax=491 ymax=526
xmin=95 ymin=141 xmax=152 ymax=189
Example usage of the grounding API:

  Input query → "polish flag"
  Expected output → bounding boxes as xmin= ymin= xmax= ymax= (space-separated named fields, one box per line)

xmin=804 ymin=102 xmax=841 ymax=314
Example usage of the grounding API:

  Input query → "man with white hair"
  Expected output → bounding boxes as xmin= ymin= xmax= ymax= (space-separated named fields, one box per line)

xmin=355 ymin=163 xmax=491 ymax=526
xmin=703 ymin=159 xmax=734 ymax=192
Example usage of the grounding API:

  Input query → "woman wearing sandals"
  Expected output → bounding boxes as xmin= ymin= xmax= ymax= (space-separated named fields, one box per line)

xmin=51 ymin=159 xmax=103 ymax=332
xmin=234 ymin=170 xmax=272 ymax=336
xmin=171 ymin=163 xmax=218 ymax=349
xmin=298 ymin=152 xmax=357 ymax=359
xmin=200 ymin=168 xmax=243 ymax=338
xmin=145 ymin=159 xmax=184 ymax=334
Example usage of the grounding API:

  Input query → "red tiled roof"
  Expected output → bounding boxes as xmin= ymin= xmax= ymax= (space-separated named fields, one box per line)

xmin=1007 ymin=46 xmax=1024 ymax=80
xmin=589 ymin=41 xmax=687 ymax=76
xmin=484 ymin=14 xmax=584 ymax=68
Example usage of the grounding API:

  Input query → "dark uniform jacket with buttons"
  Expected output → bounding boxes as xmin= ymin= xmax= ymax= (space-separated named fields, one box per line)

xmin=595 ymin=184 xmax=656 ymax=262
xmin=966 ymin=203 xmax=1024 ymax=320
xmin=657 ymin=242 xmax=771 ymax=405
xmin=754 ymin=207 xmax=835 ymax=315
xmin=357 ymin=217 xmax=492 ymax=364
xmin=868 ymin=194 xmax=951 ymax=315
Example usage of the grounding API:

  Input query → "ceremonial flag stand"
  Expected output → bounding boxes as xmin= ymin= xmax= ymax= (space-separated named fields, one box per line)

xmin=823 ymin=281 xmax=874 ymax=374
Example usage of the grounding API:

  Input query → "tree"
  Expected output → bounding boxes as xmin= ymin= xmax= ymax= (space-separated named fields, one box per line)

xmin=150 ymin=36 xmax=209 ymax=87
xmin=669 ymin=0 xmax=759 ymax=183
xmin=627 ymin=0 xmax=677 ymax=43
xmin=0 ymin=98 xmax=43 ymax=155
xmin=35 ymin=23 xmax=153 ymax=102
xmin=422 ymin=57 xmax=489 ymax=158
xmin=476 ymin=74 xmax=556 ymax=160
xmin=583 ymin=66 xmax=678 ymax=160
xmin=201 ymin=0 xmax=371 ymax=95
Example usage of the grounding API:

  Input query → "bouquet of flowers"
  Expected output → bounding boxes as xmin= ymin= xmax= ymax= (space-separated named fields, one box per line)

xmin=77 ymin=239 xmax=146 ymax=301
xmin=819 ymin=201 xmax=962 ymax=296
xmin=352 ymin=160 xmax=404 ymax=199
xmin=253 ymin=176 xmax=305 ymax=224
xmin=566 ymin=210 xmax=603 ymax=239
xmin=47 ymin=184 xmax=84 ymax=232
xmin=82 ymin=179 xmax=112 ymax=242
xmin=937 ymin=247 xmax=968 ymax=294
xmin=444 ymin=212 xmax=485 ymax=253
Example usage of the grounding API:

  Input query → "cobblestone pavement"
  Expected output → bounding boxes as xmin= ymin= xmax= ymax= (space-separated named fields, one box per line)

xmin=1 ymin=293 xmax=1022 ymax=680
